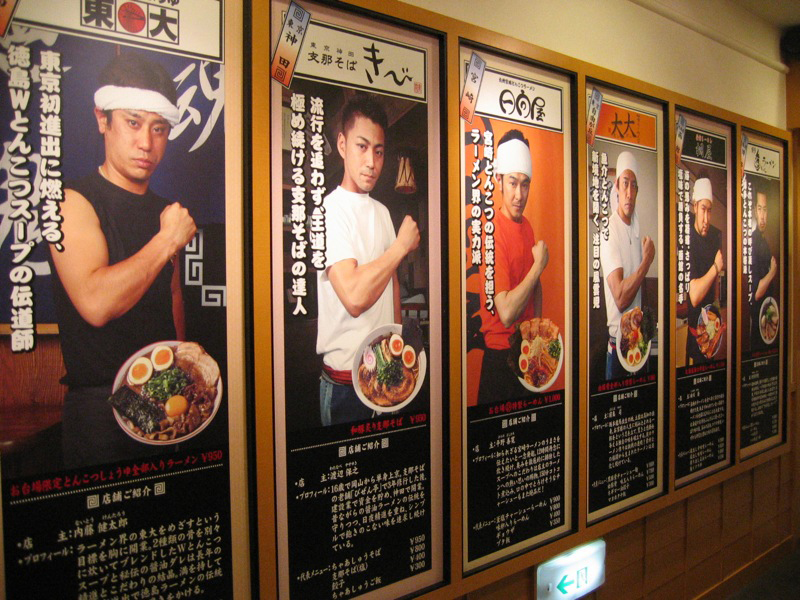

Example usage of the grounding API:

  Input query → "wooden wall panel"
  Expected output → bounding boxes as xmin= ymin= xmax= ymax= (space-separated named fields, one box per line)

xmin=466 ymin=457 xmax=790 ymax=600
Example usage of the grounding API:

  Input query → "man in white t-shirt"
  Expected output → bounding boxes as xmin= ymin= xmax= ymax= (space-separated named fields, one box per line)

xmin=599 ymin=151 xmax=655 ymax=379
xmin=316 ymin=96 xmax=420 ymax=425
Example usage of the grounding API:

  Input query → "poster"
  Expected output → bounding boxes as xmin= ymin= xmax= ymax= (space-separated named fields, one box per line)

xmin=674 ymin=111 xmax=733 ymax=486
xmin=270 ymin=1 xmax=444 ymax=597
xmin=461 ymin=47 xmax=573 ymax=570
xmin=586 ymin=86 xmax=663 ymax=522
xmin=739 ymin=132 xmax=784 ymax=459
xmin=1 ymin=1 xmax=232 ymax=598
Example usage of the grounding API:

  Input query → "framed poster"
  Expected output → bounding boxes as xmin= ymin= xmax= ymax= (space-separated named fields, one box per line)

xmin=585 ymin=85 xmax=664 ymax=522
xmin=460 ymin=46 xmax=573 ymax=570
xmin=1 ymin=1 xmax=236 ymax=597
xmin=739 ymin=131 xmax=785 ymax=459
xmin=270 ymin=1 xmax=444 ymax=597
xmin=673 ymin=111 xmax=733 ymax=486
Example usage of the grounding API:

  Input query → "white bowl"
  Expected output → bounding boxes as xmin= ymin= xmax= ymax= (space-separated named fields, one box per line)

xmin=351 ymin=324 xmax=426 ymax=413
xmin=112 ymin=341 xmax=222 ymax=445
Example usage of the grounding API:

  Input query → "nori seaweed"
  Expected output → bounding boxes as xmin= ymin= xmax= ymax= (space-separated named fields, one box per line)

xmin=108 ymin=386 xmax=166 ymax=434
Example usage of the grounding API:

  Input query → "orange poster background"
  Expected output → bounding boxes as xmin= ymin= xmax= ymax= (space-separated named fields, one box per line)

xmin=465 ymin=117 xmax=566 ymax=406
xmin=0 ymin=0 xmax=18 ymax=37
xmin=595 ymin=102 xmax=657 ymax=149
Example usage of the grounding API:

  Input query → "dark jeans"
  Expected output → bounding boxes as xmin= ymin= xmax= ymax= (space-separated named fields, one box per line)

xmin=319 ymin=375 xmax=375 ymax=426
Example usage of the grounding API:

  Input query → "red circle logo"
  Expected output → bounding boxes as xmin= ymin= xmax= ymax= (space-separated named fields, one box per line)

xmin=118 ymin=2 xmax=146 ymax=34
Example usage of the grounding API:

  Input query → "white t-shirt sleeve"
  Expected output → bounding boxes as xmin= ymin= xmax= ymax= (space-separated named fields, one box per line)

xmin=324 ymin=199 xmax=356 ymax=269
xmin=600 ymin=225 xmax=623 ymax=278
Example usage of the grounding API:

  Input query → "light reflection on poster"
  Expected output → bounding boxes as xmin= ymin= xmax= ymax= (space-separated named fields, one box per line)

xmin=674 ymin=112 xmax=733 ymax=486
xmin=739 ymin=132 xmax=784 ymax=459
xmin=461 ymin=47 xmax=573 ymax=570
xmin=1 ymin=2 xmax=232 ymax=597
xmin=270 ymin=1 xmax=443 ymax=597
xmin=586 ymin=86 xmax=663 ymax=522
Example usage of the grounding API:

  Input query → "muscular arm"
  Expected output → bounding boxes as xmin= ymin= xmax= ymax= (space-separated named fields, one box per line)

xmin=328 ymin=215 xmax=419 ymax=318
xmin=606 ymin=266 xmax=647 ymax=312
xmin=754 ymin=256 xmax=778 ymax=301
xmin=495 ymin=240 xmax=548 ymax=328
xmin=689 ymin=250 xmax=722 ymax=307
xmin=50 ymin=188 xmax=196 ymax=328
xmin=606 ymin=235 xmax=654 ymax=312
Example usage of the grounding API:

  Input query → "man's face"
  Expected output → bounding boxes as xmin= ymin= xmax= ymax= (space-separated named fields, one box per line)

xmin=337 ymin=115 xmax=385 ymax=194
xmin=693 ymin=198 xmax=712 ymax=236
xmin=96 ymin=108 xmax=169 ymax=191
xmin=497 ymin=172 xmax=531 ymax=222
xmin=756 ymin=192 xmax=768 ymax=232
xmin=616 ymin=169 xmax=638 ymax=223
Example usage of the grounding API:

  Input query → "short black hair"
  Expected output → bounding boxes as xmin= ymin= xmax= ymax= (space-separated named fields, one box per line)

xmin=341 ymin=95 xmax=388 ymax=136
xmin=99 ymin=53 xmax=177 ymax=105
xmin=497 ymin=128 xmax=530 ymax=148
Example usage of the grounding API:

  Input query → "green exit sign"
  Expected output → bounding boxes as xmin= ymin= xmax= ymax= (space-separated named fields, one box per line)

xmin=536 ymin=539 xmax=605 ymax=600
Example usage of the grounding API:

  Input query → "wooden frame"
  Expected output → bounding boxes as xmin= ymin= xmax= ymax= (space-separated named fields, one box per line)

xmin=253 ymin=0 xmax=794 ymax=597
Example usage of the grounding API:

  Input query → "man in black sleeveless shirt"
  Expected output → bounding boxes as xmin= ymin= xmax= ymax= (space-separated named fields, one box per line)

xmin=49 ymin=54 xmax=196 ymax=468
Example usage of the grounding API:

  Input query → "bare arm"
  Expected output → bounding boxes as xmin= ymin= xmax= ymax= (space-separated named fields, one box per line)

xmin=328 ymin=215 xmax=419 ymax=318
xmin=50 ymin=188 xmax=196 ymax=327
xmin=688 ymin=249 xmax=723 ymax=307
xmin=495 ymin=240 xmax=548 ymax=328
xmin=606 ymin=235 xmax=655 ymax=312
xmin=754 ymin=256 xmax=778 ymax=301
xmin=171 ymin=254 xmax=186 ymax=340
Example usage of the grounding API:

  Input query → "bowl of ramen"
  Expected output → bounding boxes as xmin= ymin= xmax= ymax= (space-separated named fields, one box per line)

xmin=353 ymin=324 xmax=426 ymax=412
xmin=109 ymin=341 xmax=222 ymax=445
xmin=616 ymin=306 xmax=653 ymax=373
xmin=508 ymin=317 xmax=563 ymax=393
xmin=759 ymin=297 xmax=779 ymax=344
xmin=691 ymin=304 xmax=725 ymax=359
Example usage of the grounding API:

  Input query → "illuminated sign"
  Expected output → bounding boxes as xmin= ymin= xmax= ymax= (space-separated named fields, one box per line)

xmin=536 ymin=539 xmax=606 ymax=600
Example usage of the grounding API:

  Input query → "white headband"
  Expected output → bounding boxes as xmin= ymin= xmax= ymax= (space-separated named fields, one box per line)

xmin=615 ymin=151 xmax=637 ymax=181
xmin=94 ymin=85 xmax=179 ymax=127
xmin=692 ymin=177 xmax=713 ymax=203
xmin=495 ymin=138 xmax=532 ymax=178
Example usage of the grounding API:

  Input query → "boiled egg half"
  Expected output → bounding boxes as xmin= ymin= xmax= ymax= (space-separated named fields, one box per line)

xmin=127 ymin=356 xmax=154 ymax=386
xmin=150 ymin=344 xmax=174 ymax=371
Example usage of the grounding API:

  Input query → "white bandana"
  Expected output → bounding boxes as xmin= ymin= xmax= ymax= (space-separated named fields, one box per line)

xmin=692 ymin=177 xmax=713 ymax=203
xmin=494 ymin=138 xmax=532 ymax=178
xmin=94 ymin=85 xmax=179 ymax=127
xmin=615 ymin=151 xmax=638 ymax=182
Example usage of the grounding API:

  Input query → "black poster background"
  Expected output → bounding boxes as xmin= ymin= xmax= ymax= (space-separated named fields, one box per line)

xmin=586 ymin=90 xmax=663 ymax=521
xmin=674 ymin=117 xmax=732 ymax=485
xmin=271 ymin=3 xmax=443 ymax=597
xmin=739 ymin=137 xmax=783 ymax=457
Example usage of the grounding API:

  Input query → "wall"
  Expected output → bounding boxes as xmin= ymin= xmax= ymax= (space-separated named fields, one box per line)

xmin=404 ymin=0 xmax=788 ymax=128
xmin=461 ymin=455 xmax=792 ymax=599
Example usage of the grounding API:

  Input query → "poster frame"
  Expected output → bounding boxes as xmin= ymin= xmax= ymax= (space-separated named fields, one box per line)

xmin=0 ymin=2 xmax=250 ymax=597
xmin=266 ymin=0 xmax=448 ymax=597
xmin=737 ymin=128 xmax=789 ymax=462
xmin=584 ymin=79 xmax=667 ymax=524
xmin=457 ymin=39 xmax=579 ymax=573
xmin=672 ymin=106 xmax=737 ymax=489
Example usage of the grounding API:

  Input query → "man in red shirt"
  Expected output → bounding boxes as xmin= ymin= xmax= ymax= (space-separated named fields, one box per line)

xmin=478 ymin=129 xmax=549 ymax=404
